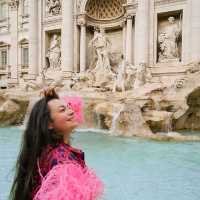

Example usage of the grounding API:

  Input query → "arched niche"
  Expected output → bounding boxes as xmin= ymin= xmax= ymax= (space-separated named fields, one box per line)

xmin=84 ymin=0 xmax=127 ymax=27
xmin=78 ymin=0 xmax=127 ymax=69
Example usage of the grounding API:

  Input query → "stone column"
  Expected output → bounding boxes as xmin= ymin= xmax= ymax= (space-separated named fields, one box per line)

xmin=122 ymin=20 xmax=126 ymax=57
xmin=28 ymin=0 xmax=38 ymax=79
xmin=9 ymin=0 xmax=19 ymax=83
xmin=61 ymin=0 xmax=74 ymax=76
xmin=135 ymin=0 xmax=149 ymax=65
xmin=125 ymin=15 xmax=133 ymax=63
xmin=189 ymin=0 xmax=200 ymax=62
xmin=78 ymin=17 xmax=86 ymax=72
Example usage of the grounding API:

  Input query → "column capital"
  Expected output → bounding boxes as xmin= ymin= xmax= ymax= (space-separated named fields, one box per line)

xmin=8 ymin=0 xmax=19 ymax=10
xmin=77 ymin=14 xmax=87 ymax=26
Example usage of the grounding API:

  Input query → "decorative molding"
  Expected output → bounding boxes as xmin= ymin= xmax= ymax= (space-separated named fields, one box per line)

xmin=8 ymin=0 xmax=19 ymax=9
xmin=123 ymin=1 xmax=138 ymax=17
xmin=76 ymin=0 xmax=82 ymax=14
xmin=42 ymin=16 xmax=62 ymax=26
xmin=155 ymin=0 xmax=187 ymax=6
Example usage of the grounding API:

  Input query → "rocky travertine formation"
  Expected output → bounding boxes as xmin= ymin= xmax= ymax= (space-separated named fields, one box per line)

xmin=1 ymin=62 xmax=200 ymax=142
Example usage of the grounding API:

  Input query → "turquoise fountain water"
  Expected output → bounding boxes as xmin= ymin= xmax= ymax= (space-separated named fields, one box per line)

xmin=0 ymin=127 xmax=200 ymax=200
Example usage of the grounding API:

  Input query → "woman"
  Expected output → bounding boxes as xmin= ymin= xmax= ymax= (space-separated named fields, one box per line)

xmin=10 ymin=88 xmax=103 ymax=200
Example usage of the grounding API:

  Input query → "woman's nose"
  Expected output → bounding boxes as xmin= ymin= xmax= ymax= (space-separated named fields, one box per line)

xmin=67 ymin=108 xmax=74 ymax=116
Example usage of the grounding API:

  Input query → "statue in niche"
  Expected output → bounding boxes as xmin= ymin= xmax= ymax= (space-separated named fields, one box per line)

xmin=46 ymin=0 xmax=61 ymax=16
xmin=46 ymin=34 xmax=61 ymax=71
xmin=158 ymin=16 xmax=182 ymax=62
xmin=89 ymin=27 xmax=114 ymax=86
xmin=89 ymin=27 xmax=113 ymax=75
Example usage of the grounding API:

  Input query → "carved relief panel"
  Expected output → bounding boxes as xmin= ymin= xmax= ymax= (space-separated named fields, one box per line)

xmin=46 ymin=0 xmax=61 ymax=16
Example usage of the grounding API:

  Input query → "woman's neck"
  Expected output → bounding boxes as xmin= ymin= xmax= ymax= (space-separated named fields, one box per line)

xmin=63 ymin=134 xmax=70 ymax=145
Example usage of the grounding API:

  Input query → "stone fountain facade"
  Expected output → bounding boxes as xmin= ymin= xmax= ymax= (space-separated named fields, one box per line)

xmin=0 ymin=0 xmax=199 ymax=87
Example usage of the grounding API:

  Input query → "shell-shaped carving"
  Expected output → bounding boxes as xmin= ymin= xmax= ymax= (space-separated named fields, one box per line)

xmin=86 ymin=0 xmax=126 ymax=20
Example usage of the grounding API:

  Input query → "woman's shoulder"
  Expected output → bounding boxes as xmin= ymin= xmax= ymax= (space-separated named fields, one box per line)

xmin=40 ymin=143 xmax=85 ymax=170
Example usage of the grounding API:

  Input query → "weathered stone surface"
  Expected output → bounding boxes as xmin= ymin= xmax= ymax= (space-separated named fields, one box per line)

xmin=93 ymin=101 xmax=152 ymax=136
xmin=175 ymin=87 xmax=200 ymax=130
xmin=0 ymin=91 xmax=29 ymax=126
xmin=143 ymin=110 xmax=172 ymax=133
xmin=0 ymin=98 xmax=28 ymax=126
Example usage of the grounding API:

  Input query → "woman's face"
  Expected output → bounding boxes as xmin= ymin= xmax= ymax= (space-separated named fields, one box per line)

xmin=48 ymin=99 xmax=78 ymax=135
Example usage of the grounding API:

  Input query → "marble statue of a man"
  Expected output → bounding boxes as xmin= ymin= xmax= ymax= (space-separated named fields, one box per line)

xmin=46 ymin=34 xmax=61 ymax=70
xmin=89 ymin=27 xmax=112 ymax=74
xmin=158 ymin=16 xmax=181 ymax=62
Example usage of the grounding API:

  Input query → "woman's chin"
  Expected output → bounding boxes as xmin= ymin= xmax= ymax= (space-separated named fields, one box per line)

xmin=69 ymin=120 xmax=79 ymax=130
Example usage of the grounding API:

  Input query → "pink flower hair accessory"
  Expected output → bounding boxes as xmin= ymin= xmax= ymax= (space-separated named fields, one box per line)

xmin=61 ymin=96 xmax=84 ymax=124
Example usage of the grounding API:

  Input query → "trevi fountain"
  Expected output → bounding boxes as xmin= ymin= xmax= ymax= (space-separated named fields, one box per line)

xmin=0 ymin=0 xmax=200 ymax=199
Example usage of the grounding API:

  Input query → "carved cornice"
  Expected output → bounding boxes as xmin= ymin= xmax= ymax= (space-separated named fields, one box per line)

xmin=155 ymin=0 xmax=187 ymax=6
xmin=123 ymin=1 xmax=138 ymax=16
xmin=8 ymin=0 xmax=19 ymax=9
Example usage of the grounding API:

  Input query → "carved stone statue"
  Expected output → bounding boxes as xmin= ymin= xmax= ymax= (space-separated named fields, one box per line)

xmin=89 ymin=27 xmax=114 ymax=87
xmin=134 ymin=63 xmax=147 ymax=89
xmin=112 ymin=56 xmax=138 ymax=92
xmin=89 ymin=27 xmax=112 ymax=74
xmin=46 ymin=34 xmax=61 ymax=70
xmin=24 ymin=70 xmax=46 ymax=91
xmin=113 ymin=56 xmax=126 ymax=92
xmin=158 ymin=16 xmax=182 ymax=62
xmin=46 ymin=0 xmax=61 ymax=16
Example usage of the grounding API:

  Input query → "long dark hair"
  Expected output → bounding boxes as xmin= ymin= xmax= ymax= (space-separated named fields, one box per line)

xmin=10 ymin=88 xmax=60 ymax=200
